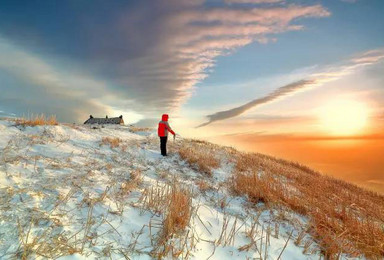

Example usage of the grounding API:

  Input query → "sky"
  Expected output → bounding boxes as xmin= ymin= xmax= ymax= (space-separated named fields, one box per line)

xmin=1 ymin=0 xmax=384 ymax=191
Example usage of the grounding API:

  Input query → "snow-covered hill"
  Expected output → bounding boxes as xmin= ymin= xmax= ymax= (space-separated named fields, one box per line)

xmin=0 ymin=119 xmax=382 ymax=259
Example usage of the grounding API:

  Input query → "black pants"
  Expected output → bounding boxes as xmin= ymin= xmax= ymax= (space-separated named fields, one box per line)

xmin=160 ymin=136 xmax=168 ymax=156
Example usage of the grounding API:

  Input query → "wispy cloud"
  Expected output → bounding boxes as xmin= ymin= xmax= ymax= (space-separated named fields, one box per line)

xmin=216 ymin=131 xmax=384 ymax=141
xmin=112 ymin=2 xmax=330 ymax=112
xmin=0 ymin=1 xmax=330 ymax=122
xmin=197 ymin=49 xmax=384 ymax=127
xmin=225 ymin=0 xmax=283 ymax=4
xmin=340 ymin=0 xmax=357 ymax=3
xmin=366 ymin=179 xmax=384 ymax=185
xmin=197 ymin=80 xmax=316 ymax=127
xmin=0 ymin=110 xmax=16 ymax=117
xmin=0 ymin=36 xmax=132 ymax=122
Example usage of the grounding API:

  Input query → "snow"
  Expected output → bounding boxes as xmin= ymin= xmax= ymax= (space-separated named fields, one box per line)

xmin=0 ymin=119 xmax=319 ymax=259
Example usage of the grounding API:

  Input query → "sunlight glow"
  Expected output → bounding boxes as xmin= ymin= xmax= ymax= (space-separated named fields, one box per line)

xmin=318 ymin=99 xmax=369 ymax=135
xmin=109 ymin=108 xmax=143 ymax=125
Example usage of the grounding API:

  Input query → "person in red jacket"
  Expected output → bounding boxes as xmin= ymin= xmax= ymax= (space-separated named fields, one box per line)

xmin=158 ymin=114 xmax=176 ymax=156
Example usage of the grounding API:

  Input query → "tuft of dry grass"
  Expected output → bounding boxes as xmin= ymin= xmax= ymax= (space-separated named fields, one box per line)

xmin=142 ymin=181 xmax=192 ymax=258
xmin=161 ymin=185 xmax=192 ymax=240
xmin=15 ymin=114 xmax=58 ymax=126
xmin=140 ymin=183 xmax=171 ymax=215
xmin=231 ymin=152 xmax=384 ymax=259
xmin=156 ymin=184 xmax=192 ymax=258
xmin=140 ymin=181 xmax=192 ymax=234
xmin=100 ymin=137 xmax=122 ymax=148
xmin=178 ymin=140 xmax=220 ymax=177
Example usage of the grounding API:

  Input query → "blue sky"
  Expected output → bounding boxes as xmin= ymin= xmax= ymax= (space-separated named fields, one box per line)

xmin=187 ymin=0 xmax=384 ymax=106
xmin=0 ymin=0 xmax=383 ymax=137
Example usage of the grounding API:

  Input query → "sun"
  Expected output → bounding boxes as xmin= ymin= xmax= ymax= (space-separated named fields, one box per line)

xmin=318 ymin=99 xmax=369 ymax=135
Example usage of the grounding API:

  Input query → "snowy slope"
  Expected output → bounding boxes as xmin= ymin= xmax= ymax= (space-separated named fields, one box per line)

xmin=0 ymin=120 xmax=319 ymax=259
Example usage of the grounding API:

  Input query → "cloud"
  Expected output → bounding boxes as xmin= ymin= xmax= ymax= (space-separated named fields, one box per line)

xmin=340 ymin=0 xmax=357 ymax=3
xmin=197 ymin=80 xmax=316 ymax=127
xmin=0 ymin=35 xmax=138 ymax=122
xmin=225 ymin=0 xmax=283 ymax=3
xmin=0 ymin=110 xmax=16 ymax=117
xmin=0 ymin=1 xmax=330 ymax=122
xmin=351 ymin=49 xmax=384 ymax=64
xmin=366 ymin=179 xmax=384 ymax=185
xmin=113 ymin=2 xmax=329 ymax=112
xmin=197 ymin=49 xmax=384 ymax=127
xmin=216 ymin=131 xmax=384 ymax=141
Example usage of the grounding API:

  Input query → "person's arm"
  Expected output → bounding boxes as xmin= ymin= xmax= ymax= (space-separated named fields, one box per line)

xmin=165 ymin=122 xmax=175 ymax=135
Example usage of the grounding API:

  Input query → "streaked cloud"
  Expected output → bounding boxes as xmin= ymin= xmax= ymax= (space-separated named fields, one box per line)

xmin=198 ymin=49 xmax=384 ymax=127
xmin=0 ymin=1 xmax=329 ymax=122
xmin=112 ymin=2 xmax=330 ymax=112
xmin=351 ymin=49 xmax=384 ymax=64
xmin=225 ymin=0 xmax=283 ymax=3
xmin=0 ymin=110 xmax=16 ymax=117
xmin=197 ymin=80 xmax=316 ymax=127
xmin=367 ymin=179 xmax=384 ymax=185
xmin=215 ymin=130 xmax=384 ymax=141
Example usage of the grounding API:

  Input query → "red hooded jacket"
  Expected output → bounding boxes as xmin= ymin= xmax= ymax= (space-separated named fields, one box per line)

xmin=158 ymin=114 xmax=175 ymax=137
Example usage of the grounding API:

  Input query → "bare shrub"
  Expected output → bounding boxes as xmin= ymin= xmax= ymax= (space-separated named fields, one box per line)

xmin=231 ymin=152 xmax=384 ymax=258
xmin=100 ymin=137 xmax=122 ymax=148
xmin=15 ymin=114 xmax=58 ymax=126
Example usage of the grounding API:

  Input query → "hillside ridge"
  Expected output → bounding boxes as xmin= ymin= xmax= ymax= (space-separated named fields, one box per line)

xmin=0 ymin=119 xmax=383 ymax=259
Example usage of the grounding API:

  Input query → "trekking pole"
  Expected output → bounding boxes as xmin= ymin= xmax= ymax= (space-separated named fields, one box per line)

xmin=173 ymin=134 xmax=183 ymax=142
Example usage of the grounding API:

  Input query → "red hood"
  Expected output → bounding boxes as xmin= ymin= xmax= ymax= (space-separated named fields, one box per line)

xmin=162 ymin=114 xmax=169 ymax=121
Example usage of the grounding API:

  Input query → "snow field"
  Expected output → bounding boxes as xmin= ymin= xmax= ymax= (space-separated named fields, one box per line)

xmin=0 ymin=120 xmax=317 ymax=259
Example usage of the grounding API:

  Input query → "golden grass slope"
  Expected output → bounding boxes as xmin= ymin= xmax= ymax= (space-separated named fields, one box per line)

xmin=175 ymin=139 xmax=384 ymax=259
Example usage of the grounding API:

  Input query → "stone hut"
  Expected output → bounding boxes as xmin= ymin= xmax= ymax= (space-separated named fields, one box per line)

xmin=84 ymin=115 xmax=124 ymax=125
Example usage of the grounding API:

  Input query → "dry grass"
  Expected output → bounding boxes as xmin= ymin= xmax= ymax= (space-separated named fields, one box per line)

xmin=15 ymin=215 xmax=80 ymax=259
xmin=5 ymin=115 xmax=383 ymax=259
xmin=118 ymin=169 xmax=142 ymax=196
xmin=140 ymin=182 xmax=172 ymax=215
xmin=129 ymin=126 xmax=152 ymax=133
xmin=231 ymin=152 xmax=384 ymax=259
xmin=142 ymin=181 xmax=193 ymax=258
xmin=161 ymin=185 xmax=192 ymax=240
xmin=107 ymin=169 xmax=142 ymax=216
xmin=15 ymin=114 xmax=58 ymax=126
xmin=140 ymin=182 xmax=192 ymax=235
xmin=178 ymin=140 xmax=220 ymax=176
xmin=196 ymin=180 xmax=211 ymax=192
xmin=100 ymin=137 xmax=122 ymax=148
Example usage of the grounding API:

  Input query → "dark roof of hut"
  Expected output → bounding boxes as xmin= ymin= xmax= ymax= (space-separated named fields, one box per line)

xmin=84 ymin=115 xmax=124 ymax=125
